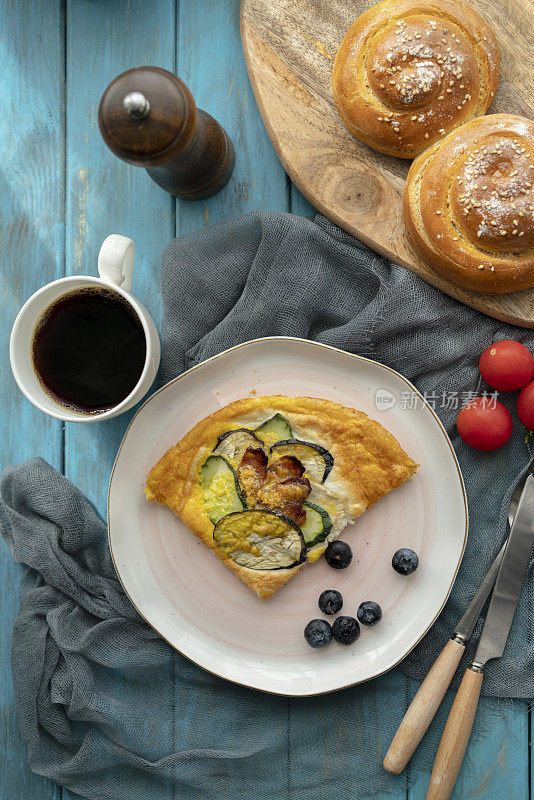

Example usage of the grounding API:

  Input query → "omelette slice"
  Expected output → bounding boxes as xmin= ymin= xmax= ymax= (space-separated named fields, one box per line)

xmin=145 ymin=396 xmax=418 ymax=599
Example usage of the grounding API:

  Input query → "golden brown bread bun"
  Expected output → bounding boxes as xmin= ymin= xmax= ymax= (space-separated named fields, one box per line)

xmin=404 ymin=114 xmax=534 ymax=294
xmin=332 ymin=0 xmax=499 ymax=159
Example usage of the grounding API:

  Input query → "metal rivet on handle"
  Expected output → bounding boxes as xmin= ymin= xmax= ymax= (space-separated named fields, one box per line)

xmin=122 ymin=92 xmax=150 ymax=119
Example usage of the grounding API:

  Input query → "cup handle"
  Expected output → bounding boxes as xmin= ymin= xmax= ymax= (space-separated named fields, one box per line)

xmin=97 ymin=234 xmax=135 ymax=293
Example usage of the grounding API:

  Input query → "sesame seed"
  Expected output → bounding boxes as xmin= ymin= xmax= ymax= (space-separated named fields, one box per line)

xmin=436 ymin=209 xmax=442 ymax=214
xmin=519 ymin=231 xmax=525 ymax=236
xmin=439 ymin=95 xmax=444 ymax=100
xmin=478 ymin=264 xmax=484 ymax=270
xmin=439 ymin=128 xmax=445 ymax=134
xmin=500 ymin=229 xmax=507 ymax=235
xmin=513 ymin=229 xmax=518 ymax=235
xmin=411 ymin=115 xmax=417 ymax=120
xmin=425 ymin=133 xmax=429 ymax=138
xmin=490 ymin=266 xmax=495 ymax=272
xmin=380 ymin=84 xmax=385 ymax=89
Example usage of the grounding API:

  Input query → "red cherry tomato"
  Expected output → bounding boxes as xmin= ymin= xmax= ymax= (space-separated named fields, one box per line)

xmin=479 ymin=339 xmax=534 ymax=391
xmin=456 ymin=397 xmax=513 ymax=451
xmin=517 ymin=381 xmax=534 ymax=430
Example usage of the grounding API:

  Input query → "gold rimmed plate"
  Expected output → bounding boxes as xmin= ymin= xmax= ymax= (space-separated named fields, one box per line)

xmin=108 ymin=337 xmax=467 ymax=696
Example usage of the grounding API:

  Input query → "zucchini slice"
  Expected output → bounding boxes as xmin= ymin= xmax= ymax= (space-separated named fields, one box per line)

xmin=301 ymin=501 xmax=333 ymax=546
xmin=201 ymin=455 xmax=245 ymax=524
xmin=270 ymin=439 xmax=334 ymax=483
xmin=213 ymin=428 xmax=265 ymax=464
xmin=254 ymin=413 xmax=292 ymax=442
xmin=213 ymin=509 xmax=306 ymax=570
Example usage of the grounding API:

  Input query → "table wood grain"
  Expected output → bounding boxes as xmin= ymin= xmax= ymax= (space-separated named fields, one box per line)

xmin=0 ymin=1 xmax=530 ymax=799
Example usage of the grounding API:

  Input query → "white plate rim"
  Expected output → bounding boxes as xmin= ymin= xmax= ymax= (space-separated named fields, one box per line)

xmin=107 ymin=336 xmax=468 ymax=696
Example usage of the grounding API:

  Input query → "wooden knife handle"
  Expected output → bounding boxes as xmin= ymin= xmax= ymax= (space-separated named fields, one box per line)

xmin=426 ymin=666 xmax=484 ymax=800
xmin=383 ymin=638 xmax=465 ymax=774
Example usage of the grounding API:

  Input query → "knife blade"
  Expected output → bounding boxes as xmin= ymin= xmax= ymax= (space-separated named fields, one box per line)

xmin=472 ymin=472 xmax=534 ymax=669
xmin=426 ymin=474 xmax=534 ymax=800
xmin=452 ymin=462 xmax=534 ymax=642
xmin=452 ymin=540 xmax=506 ymax=644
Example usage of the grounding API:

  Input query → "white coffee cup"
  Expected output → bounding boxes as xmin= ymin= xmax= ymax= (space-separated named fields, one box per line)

xmin=10 ymin=234 xmax=161 ymax=422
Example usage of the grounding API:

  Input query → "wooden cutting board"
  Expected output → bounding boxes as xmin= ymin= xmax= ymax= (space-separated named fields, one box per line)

xmin=240 ymin=0 xmax=534 ymax=327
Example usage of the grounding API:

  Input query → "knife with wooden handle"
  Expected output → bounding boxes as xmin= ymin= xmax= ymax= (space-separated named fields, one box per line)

xmin=383 ymin=541 xmax=505 ymax=774
xmin=426 ymin=473 xmax=534 ymax=800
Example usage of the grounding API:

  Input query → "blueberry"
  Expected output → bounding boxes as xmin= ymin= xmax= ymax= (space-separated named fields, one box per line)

xmin=332 ymin=615 xmax=360 ymax=645
xmin=304 ymin=619 xmax=332 ymax=649
xmin=318 ymin=589 xmax=343 ymax=615
xmin=392 ymin=548 xmax=419 ymax=575
xmin=325 ymin=540 xmax=353 ymax=569
xmin=357 ymin=601 xmax=382 ymax=626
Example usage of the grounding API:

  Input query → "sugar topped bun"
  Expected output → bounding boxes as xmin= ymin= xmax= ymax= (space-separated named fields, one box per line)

xmin=332 ymin=0 xmax=499 ymax=159
xmin=404 ymin=114 xmax=534 ymax=293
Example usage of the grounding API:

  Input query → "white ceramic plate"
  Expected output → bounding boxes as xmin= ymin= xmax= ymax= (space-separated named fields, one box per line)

xmin=108 ymin=337 xmax=467 ymax=696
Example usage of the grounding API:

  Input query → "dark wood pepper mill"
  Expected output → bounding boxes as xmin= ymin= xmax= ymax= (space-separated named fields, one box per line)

xmin=98 ymin=66 xmax=235 ymax=200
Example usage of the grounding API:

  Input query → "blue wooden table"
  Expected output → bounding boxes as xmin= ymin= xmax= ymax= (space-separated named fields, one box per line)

xmin=0 ymin=1 xmax=530 ymax=798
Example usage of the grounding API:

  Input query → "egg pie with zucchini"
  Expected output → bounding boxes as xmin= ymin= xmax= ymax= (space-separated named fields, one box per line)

xmin=145 ymin=396 xmax=417 ymax=598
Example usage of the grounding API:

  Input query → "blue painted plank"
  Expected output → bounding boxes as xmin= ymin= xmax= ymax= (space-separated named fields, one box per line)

xmin=64 ymin=0 xmax=175 ymax=515
xmin=175 ymin=0 xmax=288 ymax=236
xmin=290 ymin=183 xmax=315 ymax=218
xmin=0 ymin=0 xmax=64 ymax=797
xmin=62 ymin=3 xmax=176 ymax=800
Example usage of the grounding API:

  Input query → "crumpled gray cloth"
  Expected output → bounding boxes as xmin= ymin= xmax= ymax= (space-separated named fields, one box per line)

xmin=1 ymin=211 xmax=533 ymax=800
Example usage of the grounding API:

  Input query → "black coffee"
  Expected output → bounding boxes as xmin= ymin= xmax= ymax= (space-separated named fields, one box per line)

xmin=32 ymin=286 xmax=147 ymax=414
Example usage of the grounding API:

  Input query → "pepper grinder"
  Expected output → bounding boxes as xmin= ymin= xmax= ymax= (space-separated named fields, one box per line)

xmin=98 ymin=66 xmax=235 ymax=200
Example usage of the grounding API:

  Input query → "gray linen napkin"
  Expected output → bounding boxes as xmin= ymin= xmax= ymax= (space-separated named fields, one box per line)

xmin=2 ymin=211 xmax=533 ymax=800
